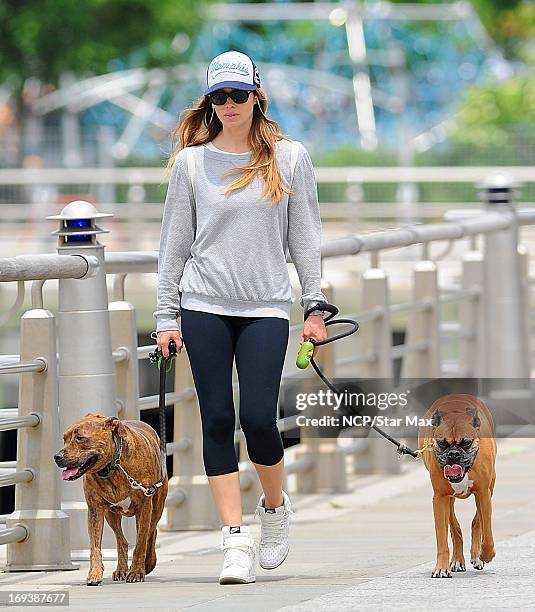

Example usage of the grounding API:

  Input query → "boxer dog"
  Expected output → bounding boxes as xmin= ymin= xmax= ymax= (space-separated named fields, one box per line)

xmin=54 ymin=413 xmax=168 ymax=585
xmin=418 ymin=393 xmax=496 ymax=578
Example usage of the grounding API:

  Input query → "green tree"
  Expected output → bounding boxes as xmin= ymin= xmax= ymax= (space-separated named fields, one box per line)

xmin=446 ymin=2 xmax=535 ymax=160
xmin=0 ymin=0 xmax=214 ymax=165
xmin=389 ymin=0 xmax=534 ymax=59
xmin=470 ymin=0 xmax=533 ymax=57
xmin=450 ymin=76 xmax=535 ymax=148
xmin=0 ymin=0 xmax=209 ymax=91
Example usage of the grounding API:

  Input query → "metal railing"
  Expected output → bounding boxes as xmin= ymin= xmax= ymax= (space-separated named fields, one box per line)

xmin=0 ymin=172 xmax=533 ymax=567
xmin=2 ymin=165 xmax=534 ymax=255
xmin=0 ymin=254 xmax=97 ymax=570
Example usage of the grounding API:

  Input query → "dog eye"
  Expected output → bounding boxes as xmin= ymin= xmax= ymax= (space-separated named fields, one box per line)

xmin=459 ymin=439 xmax=472 ymax=449
xmin=75 ymin=435 xmax=85 ymax=442
xmin=437 ymin=438 xmax=449 ymax=449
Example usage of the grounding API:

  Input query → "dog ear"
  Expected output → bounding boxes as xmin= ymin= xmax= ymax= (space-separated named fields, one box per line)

xmin=431 ymin=410 xmax=442 ymax=428
xmin=466 ymin=406 xmax=481 ymax=429
xmin=103 ymin=416 xmax=127 ymax=439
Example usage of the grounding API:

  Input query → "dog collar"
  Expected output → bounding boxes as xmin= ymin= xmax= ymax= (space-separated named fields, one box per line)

xmin=96 ymin=431 xmax=123 ymax=479
xmin=96 ymin=430 xmax=166 ymax=497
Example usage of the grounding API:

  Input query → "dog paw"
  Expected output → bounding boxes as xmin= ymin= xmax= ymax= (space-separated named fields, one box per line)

xmin=125 ymin=567 xmax=146 ymax=583
xmin=480 ymin=546 xmax=495 ymax=563
xmin=432 ymin=567 xmax=452 ymax=578
xmin=86 ymin=569 xmax=103 ymax=586
xmin=112 ymin=568 xmax=127 ymax=581
xmin=450 ymin=560 xmax=466 ymax=572
xmin=471 ymin=557 xmax=485 ymax=570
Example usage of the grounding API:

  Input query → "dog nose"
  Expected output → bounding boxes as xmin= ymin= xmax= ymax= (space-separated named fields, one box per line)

xmin=447 ymin=450 xmax=461 ymax=461
xmin=53 ymin=452 xmax=63 ymax=464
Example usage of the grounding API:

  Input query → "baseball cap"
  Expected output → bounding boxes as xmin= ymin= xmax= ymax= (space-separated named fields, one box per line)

xmin=204 ymin=50 xmax=261 ymax=96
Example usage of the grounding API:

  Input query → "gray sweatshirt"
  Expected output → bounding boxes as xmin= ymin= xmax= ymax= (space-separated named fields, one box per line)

xmin=153 ymin=138 xmax=327 ymax=332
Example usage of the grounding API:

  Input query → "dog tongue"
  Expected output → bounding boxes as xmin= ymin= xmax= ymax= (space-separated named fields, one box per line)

xmin=444 ymin=464 xmax=463 ymax=479
xmin=62 ymin=467 xmax=80 ymax=480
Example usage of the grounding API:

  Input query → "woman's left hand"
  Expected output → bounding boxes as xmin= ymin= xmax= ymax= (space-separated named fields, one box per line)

xmin=303 ymin=314 xmax=328 ymax=359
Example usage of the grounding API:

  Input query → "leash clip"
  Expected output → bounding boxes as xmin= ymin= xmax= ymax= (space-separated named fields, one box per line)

xmin=144 ymin=482 xmax=164 ymax=497
xmin=148 ymin=348 xmax=162 ymax=364
xmin=396 ymin=443 xmax=408 ymax=457
xmin=149 ymin=339 xmax=177 ymax=364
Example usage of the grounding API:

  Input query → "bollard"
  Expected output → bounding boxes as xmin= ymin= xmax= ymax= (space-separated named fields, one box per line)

xmin=108 ymin=298 xmax=140 ymax=548
xmin=480 ymin=174 xmax=530 ymax=378
xmin=46 ymin=201 xmax=118 ymax=553
xmin=109 ymin=300 xmax=140 ymax=421
xmin=5 ymin=309 xmax=77 ymax=571
xmin=360 ymin=269 xmax=394 ymax=380
xmin=356 ymin=268 xmax=401 ymax=475
xmin=460 ymin=251 xmax=486 ymax=377
xmin=161 ymin=348 xmax=220 ymax=530
xmin=518 ymin=244 xmax=532 ymax=376
xmin=401 ymin=261 xmax=441 ymax=379
xmin=400 ymin=260 xmax=441 ymax=454
xmin=480 ymin=174 xmax=533 ymax=429
xmin=294 ymin=282 xmax=349 ymax=494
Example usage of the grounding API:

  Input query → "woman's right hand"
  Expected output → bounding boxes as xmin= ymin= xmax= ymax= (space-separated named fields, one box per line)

xmin=157 ymin=330 xmax=183 ymax=358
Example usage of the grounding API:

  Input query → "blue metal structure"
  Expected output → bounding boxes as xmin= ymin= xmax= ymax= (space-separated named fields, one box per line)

xmin=30 ymin=2 xmax=508 ymax=164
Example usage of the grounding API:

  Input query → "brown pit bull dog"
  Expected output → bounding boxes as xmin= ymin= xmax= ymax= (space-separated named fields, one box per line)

xmin=53 ymin=413 xmax=168 ymax=585
xmin=417 ymin=393 xmax=496 ymax=578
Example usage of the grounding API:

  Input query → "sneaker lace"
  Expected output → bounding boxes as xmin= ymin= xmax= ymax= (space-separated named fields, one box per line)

xmin=255 ymin=507 xmax=296 ymax=545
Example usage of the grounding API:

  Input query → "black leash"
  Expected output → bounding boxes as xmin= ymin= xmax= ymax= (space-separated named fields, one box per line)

xmin=148 ymin=335 xmax=178 ymax=481
xmin=147 ymin=308 xmax=420 ymax=464
xmin=303 ymin=302 xmax=419 ymax=458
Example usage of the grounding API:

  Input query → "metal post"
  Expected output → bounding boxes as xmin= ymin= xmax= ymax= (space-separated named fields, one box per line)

xmin=481 ymin=173 xmax=529 ymax=378
xmin=46 ymin=201 xmax=118 ymax=553
xmin=391 ymin=43 xmax=418 ymax=226
xmin=344 ymin=5 xmax=377 ymax=150
xmin=357 ymin=268 xmax=401 ymax=475
xmin=518 ymin=244 xmax=532 ymax=376
xmin=109 ymin=299 xmax=140 ymax=421
xmin=401 ymin=261 xmax=441 ymax=378
xmin=108 ymin=298 xmax=141 ymax=547
xmin=5 ymin=309 xmax=77 ymax=571
xmin=161 ymin=349 xmax=220 ymax=530
xmin=481 ymin=174 xmax=533 ymax=431
xmin=360 ymin=269 xmax=394 ymax=379
xmin=294 ymin=283 xmax=349 ymax=494
xmin=460 ymin=251 xmax=486 ymax=377
xmin=400 ymin=260 xmax=441 ymax=455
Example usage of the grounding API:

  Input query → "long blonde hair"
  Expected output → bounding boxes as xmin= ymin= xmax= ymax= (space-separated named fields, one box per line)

xmin=165 ymin=87 xmax=293 ymax=206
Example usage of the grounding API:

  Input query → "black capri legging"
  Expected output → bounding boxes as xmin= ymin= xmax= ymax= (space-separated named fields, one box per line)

xmin=180 ymin=307 xmax=289 ymax=477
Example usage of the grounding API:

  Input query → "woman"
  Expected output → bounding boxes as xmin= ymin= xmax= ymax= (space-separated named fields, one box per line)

xmin=153 ymin=50 xmax=328 ymax=584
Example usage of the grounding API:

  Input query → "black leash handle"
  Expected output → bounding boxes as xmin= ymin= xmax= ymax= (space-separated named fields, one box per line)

xmin=148 ymin=338 xmax=178 ymax=477
xmin=304 ymin=303 xmax=419 ymax=459
xmin=304 ymin=302 xmax=359 ymax=344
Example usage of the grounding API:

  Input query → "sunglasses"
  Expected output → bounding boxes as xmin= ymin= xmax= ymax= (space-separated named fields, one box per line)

xmin=209 ymin=90 xmax=252 ymax=105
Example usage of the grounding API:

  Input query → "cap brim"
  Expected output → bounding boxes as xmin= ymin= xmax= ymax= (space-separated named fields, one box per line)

xmin=204 ymin=81 xmax=257 ymax=96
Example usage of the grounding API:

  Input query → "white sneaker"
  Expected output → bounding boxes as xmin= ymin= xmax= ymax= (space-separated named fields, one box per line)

xmin=219 ymin=525 xmax=256 ymax=584
xmin=254 ymin=490 xmax=295 ymax=569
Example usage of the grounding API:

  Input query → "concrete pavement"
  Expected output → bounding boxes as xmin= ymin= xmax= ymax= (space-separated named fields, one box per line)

xmin=0 ymin=437 xmax=534 ymax=611
xmin=280 ymin=530 xmax=535 ymax=612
